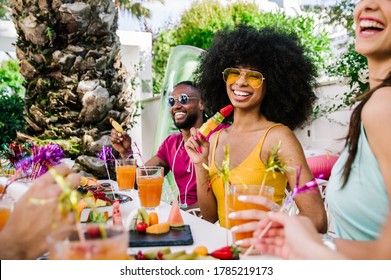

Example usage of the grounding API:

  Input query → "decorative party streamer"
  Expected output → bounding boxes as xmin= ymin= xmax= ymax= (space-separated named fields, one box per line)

xmin=97 ymin=146 xmax=116 ymax=197
xmin=14 ymin=143 xmax=65 ymax=180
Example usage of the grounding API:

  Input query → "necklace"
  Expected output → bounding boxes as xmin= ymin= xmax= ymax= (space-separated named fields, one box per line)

xmin=172 ymin=137 xmax=194 ymax=209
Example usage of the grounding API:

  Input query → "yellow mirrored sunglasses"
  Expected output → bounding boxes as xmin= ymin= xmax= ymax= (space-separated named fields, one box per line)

xmin=222 ymin=67 xmax=265 ymax=88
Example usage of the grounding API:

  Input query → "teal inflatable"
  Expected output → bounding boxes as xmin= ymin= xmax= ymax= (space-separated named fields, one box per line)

xmin=153 ymin=45 xmax=204 ymax=203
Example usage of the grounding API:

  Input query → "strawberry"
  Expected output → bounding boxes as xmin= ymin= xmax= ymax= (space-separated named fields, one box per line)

xmin=210 ymin=245 xmax=240 ymax=260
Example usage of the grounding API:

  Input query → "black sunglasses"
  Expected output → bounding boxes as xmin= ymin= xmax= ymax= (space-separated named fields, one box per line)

xmin=168 ymin=93 xmax=199 ymax=107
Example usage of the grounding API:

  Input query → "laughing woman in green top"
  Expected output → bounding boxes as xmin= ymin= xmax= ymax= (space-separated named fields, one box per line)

xmin=252 ymin=0 xmax=391 ymax=260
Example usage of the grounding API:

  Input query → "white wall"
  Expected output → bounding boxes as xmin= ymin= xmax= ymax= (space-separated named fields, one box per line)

xmin=127 ymin=95 xmax=160 ymax=161
xmin=117 ymin=30 xmax=152 ymax=100
xmin=117 ymin=30 xmax=153 ymax=159
xmin=0 ymin=19 xmax=17 ymax=60
xmin=294 ymin=80 xmax=352 ymax=153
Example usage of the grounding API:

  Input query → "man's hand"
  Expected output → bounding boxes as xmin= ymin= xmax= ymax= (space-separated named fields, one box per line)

xmin=110 ymin=128 xmax=133 ymax=158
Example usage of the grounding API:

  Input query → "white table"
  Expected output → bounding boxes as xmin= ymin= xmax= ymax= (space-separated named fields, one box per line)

xmin=2 ymin=177 xmax=275 ymax=259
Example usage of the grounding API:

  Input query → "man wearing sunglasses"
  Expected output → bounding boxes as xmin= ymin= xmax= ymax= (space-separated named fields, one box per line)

xmin=110 ymin=81 xmax=225 ymax=209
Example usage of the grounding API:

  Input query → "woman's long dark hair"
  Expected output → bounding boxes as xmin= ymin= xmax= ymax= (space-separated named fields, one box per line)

xmin=342 ymin=71 xmax=391 ymax=186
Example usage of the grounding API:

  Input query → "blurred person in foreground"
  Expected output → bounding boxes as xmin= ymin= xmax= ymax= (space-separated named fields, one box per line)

xmin=0 ymin=165 xmax=80 ymax=259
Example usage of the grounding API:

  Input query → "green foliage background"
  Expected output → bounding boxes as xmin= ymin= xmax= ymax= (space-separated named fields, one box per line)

xmin=152 ymin=0 xmax=332 ymax=95
xmin=0 ymin=60 xmax=26 ymax=145
xmin=305 ymin=0 xmax=369 ymax=114
xmin=0 ymin=0 xmax=9 ymax=19
xmin=325 ymin=0 xmax=368 ymax=100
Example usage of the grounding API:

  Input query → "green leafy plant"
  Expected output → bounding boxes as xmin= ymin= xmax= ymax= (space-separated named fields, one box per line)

xmin=325 ymin=0 xmax=368 ymax=106
xmin=0 ymin=59 xmax=25 ymax=97
xmin=0 ymin=0 xmax=9 ymax=19
xmin=326 ymin=44 xmax=368 ymax=109
xmin=0 ymin=94 xmax=26 ymax=145
xmin=0 ymin=60 xmax=26 ymax=145
xmin=306 ymin=0 xmax=369 ymax=117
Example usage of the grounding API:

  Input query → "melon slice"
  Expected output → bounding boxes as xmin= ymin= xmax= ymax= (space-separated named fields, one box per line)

xmin=146 ymin=222 xmax=170 ymax=234
xmin=167 ymin=200 xmax=185 ymax=229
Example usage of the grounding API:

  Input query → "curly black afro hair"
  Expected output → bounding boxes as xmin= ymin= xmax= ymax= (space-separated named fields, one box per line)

xmin=194 ymin=24 xmax=318 ymax=130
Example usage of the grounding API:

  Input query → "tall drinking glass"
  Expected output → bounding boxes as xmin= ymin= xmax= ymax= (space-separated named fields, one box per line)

xmin=228 ymin=184 xmax=274 ymax=246
xmin=0 ymin=194 xmax=13 ymax=231
xmin=115 ymin=158 xmax=137 ymax=191
xmin=136 ymin=166 xmax=164 ymax=211
xmin=47 ymin=223 xmax=129 ymax=259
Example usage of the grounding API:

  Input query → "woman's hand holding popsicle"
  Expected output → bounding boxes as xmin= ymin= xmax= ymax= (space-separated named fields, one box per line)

xmin=185 ymin=127 xmax=210 ymax=164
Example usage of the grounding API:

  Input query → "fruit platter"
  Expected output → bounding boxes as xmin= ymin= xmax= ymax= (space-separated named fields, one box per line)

xmin=77 ymin=177 xmax=132 ymax=222
xmin=125 ymin=201 xmax=197 ymax=247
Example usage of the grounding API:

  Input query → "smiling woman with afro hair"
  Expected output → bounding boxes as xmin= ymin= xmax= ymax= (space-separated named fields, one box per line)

xmin=185 ymin=24 xmax=327 ymax=237
xmin=195 ymin=24 xmax=317 ymax=129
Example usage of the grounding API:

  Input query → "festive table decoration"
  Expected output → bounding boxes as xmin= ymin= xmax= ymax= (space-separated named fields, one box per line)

xmin=0 ymin=142 xmax=65 ymax=197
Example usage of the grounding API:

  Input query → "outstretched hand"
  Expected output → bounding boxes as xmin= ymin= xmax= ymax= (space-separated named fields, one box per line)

xmin=1 ymin=164 xmax=80 ymax=259
xmin=252 ymin=212 xmax=343 ymax=259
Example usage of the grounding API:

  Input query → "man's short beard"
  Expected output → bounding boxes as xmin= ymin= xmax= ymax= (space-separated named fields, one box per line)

xmin=174 ymin=114 xmax=198 ymax=130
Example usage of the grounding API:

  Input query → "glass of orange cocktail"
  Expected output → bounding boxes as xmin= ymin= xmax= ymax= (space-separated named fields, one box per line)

xmin=228 ymin=184 xmax=274 ymax=246
xmin=0 ymin=194 xmax=13 ymax=231
xmin=115 ymin=158 xmax=137 ymax=191
xmin=136 ymin=166 xmax=164 ymax=210
xmin=47 ymin=223 xmax=129 ymax=259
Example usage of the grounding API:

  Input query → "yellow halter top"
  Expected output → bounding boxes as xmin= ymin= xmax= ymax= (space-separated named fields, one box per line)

xmin=209 ymin=123 xmax=287 ymax=228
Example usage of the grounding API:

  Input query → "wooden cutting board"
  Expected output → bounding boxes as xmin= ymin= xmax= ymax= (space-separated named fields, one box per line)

xmin=128 ymin=225 xmax=194 ymax=247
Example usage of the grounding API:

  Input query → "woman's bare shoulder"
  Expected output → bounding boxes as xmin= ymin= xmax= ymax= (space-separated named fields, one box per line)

xmin=263 ymin=124 xmax=303 ymax=155
xmin=363 ymin=87 xmax=391 ymax=123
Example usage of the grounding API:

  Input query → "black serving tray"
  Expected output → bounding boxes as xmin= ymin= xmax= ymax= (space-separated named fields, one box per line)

xmin=128 ymin=225 xmax=193 ymax=247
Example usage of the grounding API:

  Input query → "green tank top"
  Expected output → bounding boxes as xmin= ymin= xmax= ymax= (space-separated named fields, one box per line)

xmin=326 ymin=123 xmax=389 ymax=240
xmin=209 ymin=123 xmax=287 ymax=228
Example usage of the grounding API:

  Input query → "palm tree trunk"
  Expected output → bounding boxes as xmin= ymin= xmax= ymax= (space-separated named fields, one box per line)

xmin=10 ymin=0 xmax=136 ymax=176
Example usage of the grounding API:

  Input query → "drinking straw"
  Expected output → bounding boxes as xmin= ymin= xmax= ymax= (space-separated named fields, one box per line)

xmin=133 ymin=141 xmax=149 ymax=176
xmin=98 ymin=146 xmax=116 ymax=197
